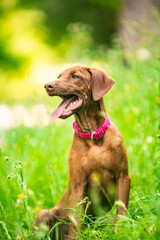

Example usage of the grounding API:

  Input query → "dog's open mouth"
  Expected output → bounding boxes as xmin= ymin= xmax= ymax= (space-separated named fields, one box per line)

xmin=50 ymin=95 xmax=83 ymax=120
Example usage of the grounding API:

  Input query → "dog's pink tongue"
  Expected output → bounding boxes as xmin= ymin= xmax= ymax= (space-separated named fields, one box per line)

xmin=50 ymin=98 xmax=72 ymax=120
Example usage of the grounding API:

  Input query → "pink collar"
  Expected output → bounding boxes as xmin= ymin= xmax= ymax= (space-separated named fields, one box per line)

xmin=73 ymin=115 xmax=110 ymax=141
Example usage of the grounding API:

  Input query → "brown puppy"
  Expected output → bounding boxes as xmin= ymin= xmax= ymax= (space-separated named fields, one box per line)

xmin=35 ymin=66 xmax=131 ymax=240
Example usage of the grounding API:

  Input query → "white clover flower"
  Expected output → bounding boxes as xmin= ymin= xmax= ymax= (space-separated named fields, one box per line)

xmin=146 ymin=136 xmax=154 ymax=144
xmin=136 ymin=48 xmax=151 ymax=61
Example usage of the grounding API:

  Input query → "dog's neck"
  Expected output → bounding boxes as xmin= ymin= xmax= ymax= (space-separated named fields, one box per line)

xmin=74 ymin=98 xmax=107 ymax=133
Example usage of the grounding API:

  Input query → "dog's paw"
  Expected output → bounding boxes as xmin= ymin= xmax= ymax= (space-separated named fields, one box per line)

xmin=35 ymin=209 xmax=56 ymax=228
xmin=35 ymin=209 xmax=69 ymax=239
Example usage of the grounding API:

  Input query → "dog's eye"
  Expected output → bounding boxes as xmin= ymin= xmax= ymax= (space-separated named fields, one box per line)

xmin=72 ymin=74 xmax=79 ymax=79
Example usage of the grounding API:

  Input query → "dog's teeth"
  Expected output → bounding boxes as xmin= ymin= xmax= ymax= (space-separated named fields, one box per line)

xmin=65 ymin=99 xmax=79 ymax=112
xmin=73 ymin=100 xmax=78 ymax=105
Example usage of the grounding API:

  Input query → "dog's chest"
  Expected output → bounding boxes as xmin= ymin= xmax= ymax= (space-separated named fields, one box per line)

xmin=70 ymin=142 xmax=113 ymax=172
xmin=87 ymin=144 xmax=113 ymax=170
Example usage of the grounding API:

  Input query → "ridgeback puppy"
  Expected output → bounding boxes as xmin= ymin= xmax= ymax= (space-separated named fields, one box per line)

xmin=35 ymin=66 xmax=131 ymax=239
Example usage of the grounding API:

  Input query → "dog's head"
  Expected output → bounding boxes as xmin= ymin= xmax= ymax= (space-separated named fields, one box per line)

xmin=44 ymin=66 xmax=115 ymax=120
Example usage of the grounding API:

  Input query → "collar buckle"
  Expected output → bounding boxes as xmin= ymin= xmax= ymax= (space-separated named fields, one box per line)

xmin=91 ymin=131 xmax=96 ymax=141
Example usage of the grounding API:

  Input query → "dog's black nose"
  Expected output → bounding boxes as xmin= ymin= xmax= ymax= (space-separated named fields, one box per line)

xmin=44 ymin=82 xmax=55 ymax=91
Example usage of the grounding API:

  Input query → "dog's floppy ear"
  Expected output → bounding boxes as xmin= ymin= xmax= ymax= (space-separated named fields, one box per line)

xmin=88 ymin=68 xmax=115 ymax=101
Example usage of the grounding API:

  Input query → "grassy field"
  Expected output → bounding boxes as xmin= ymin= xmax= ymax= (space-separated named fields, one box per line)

xmin=0 ymin=46 xmax=160 ymax=239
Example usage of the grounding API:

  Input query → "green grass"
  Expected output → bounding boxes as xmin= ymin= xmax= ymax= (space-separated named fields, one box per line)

xmin=0 ymin=46 xmax=160 ymax=239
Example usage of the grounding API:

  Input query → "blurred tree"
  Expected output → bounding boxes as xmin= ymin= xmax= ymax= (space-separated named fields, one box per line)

xmin=118 ymin=0 xmax=160 ymax=47
xmin=0 ymin=0 xmax=159 ymax=77
xmin=17 ymin=0 xmax=121 ymax=45
xmin=0 ymin=0 xmax=121 ymax=74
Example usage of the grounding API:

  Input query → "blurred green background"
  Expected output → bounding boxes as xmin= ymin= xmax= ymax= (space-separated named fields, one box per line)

xmin=0 ymin=0 xmax=159 ymax=104
xmin=0 ymin=0 xmax=160 ymax=239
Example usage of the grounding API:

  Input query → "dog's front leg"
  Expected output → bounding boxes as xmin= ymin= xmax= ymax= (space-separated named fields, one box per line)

xmin=35 ymin=186 xmax=71 ymax=238
xmin=117 ymin=174 xmax=131 ymax=215
xmin=68 ymin=179 xmax=86 ymax=240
